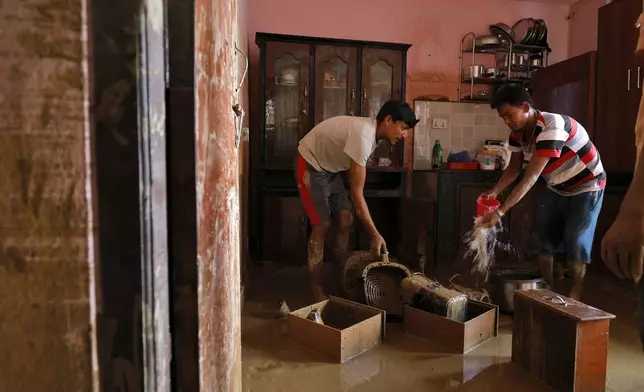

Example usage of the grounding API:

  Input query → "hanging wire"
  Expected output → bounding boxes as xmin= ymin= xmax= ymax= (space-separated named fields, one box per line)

xmin=234 ymin=44 xmax=248 ymax=95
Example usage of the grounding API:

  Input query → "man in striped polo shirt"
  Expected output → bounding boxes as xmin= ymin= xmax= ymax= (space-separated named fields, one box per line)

xmin=478 ymin=83 xmax=605 ymax=300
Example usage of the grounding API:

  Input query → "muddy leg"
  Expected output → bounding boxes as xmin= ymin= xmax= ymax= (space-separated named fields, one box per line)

xmin=309 ymin=222 xmax=330 ymax=302
xmin=538 ymin=253 xmax=555 ymax=290
xmin=568 ymin=260 xmax=586 ymax=301
xmin=554 ymin=262 xmax=565 ymax=280
xmin=333 ymin=210 xmax=353 ymax=265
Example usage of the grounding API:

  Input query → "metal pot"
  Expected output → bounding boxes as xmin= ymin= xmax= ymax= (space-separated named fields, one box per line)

xmin=501 ymin=53 xmax=527 ymax=67
xmin=485 ymin=67 xmax=497 ymax=77
xmin=465 ymin=65 xmax=485 ymax=79
xmin=474 ymin=35 xmax=501 ymax=47
xmin=530 ymin=57 xmax=542 ymax=67
xmin=512 ymin=53 xmax=527 ymax=66
xmin=490 ymin=269 xmax=545 ymax=313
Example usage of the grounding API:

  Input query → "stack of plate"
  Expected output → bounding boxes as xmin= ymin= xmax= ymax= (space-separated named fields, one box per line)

xmin=488 ymin=18 xmax=549 ymax=48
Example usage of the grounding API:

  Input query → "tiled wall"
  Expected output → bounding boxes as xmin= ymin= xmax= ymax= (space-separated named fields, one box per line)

xmin=413 ymin=101 xmax=511 ymax=170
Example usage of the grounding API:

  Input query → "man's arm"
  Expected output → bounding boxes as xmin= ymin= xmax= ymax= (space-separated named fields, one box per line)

xmin=488 ymin=151 xmax=523 ymax=196
xmin=347 ymin=161 xmax=379 ymax=236
xmin=498 ymin=156 xmax=550 ymax=215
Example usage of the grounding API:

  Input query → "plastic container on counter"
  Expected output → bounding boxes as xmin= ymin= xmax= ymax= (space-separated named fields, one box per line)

xmin=477 ymin=149 xmax=497 ymax=171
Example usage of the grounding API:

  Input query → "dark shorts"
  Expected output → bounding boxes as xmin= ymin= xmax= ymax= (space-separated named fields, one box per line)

xmin=528 ymin=188 xmax=604 ymax=264
xmin=295 ymin=155 xmax=353 ymax=226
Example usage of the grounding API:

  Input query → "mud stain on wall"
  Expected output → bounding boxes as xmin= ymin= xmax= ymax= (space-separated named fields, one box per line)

xmin=195 ymin=0 xmax=243 ymax=390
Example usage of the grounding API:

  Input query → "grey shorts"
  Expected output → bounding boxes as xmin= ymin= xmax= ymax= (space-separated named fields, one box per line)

xmin=295 ymin=155 xmax=353 ymax=225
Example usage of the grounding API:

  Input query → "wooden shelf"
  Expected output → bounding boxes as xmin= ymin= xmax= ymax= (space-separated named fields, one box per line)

xmin=461 ymin=77 xmax=530 ymax=85
xmin=463 ymin=43 xmax=549 ymax=54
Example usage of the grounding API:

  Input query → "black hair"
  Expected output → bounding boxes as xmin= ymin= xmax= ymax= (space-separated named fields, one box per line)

xmin=376 ymin=100 xmax=419 ymax=128
xmin=491 ymin=83 xmax=533 ymax=109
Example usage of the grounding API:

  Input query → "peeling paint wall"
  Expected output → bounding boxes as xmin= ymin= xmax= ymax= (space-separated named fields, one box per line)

xmin=236 ymin=0 xmax=250 ymax=302
xmin=0 ymin=0 xmax=95 ymax=390
xmin=195 ymin=0 xmax=244 ymax=390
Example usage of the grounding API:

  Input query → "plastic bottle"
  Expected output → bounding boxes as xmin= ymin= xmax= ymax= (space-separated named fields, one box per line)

xmin=432 ymin=140 xmax=443 ymax=170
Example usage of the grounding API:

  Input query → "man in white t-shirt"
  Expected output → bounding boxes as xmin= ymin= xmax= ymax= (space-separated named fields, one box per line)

xmin=295 ymin=100 xmax=419 ymax=301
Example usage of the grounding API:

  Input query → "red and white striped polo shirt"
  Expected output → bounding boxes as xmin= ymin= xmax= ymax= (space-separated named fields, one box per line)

xmin=508 ymin=111 xmax=606 ymax=196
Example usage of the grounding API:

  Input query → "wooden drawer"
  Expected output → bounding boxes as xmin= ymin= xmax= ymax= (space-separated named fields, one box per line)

xmin=512 ymin=289 xmax=615 ymax=392
xmin=288 ymin=296 xmax=386 ymax=363
xmin=404 ymin=300 xmax=499 ymax=354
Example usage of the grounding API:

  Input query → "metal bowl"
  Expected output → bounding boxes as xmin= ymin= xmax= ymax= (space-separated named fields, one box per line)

xmin=490 ymin=269 xmax=545 ymax=313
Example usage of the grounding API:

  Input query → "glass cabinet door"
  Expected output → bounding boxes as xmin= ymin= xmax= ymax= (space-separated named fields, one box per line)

xmin=264 ymin=42 xmax=310 ymax=167
xmin=361 ymin=48 xmax=403 ymax=168
xmin=313 ymin=46 xmax=358 ymax=125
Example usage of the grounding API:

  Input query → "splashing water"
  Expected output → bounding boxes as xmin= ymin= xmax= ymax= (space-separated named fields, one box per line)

xmin=464 ymin=217 xmax=498 ymax=277
xmin=463 ymin=217 xmax=522 ymax=279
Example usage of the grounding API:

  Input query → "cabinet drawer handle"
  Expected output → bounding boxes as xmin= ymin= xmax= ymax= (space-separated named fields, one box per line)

xmin=638 ymin=67 xmax=641 ymax=89
xmin=363 ymin=89 xmax=368 ymax=115
xmin=302 ymin=86 xmax=308 ymax=115
xmin=628 ymin=69 xmax=632 ymax=91
xmin=349 ymin=88 xmax=355 ymax=116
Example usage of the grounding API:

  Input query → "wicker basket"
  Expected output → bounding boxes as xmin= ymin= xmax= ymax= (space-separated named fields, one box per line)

xmin=342 ymin=251 xmax=377 ymax=303
xmin=361 ymin=259 xmax=412 ymax=317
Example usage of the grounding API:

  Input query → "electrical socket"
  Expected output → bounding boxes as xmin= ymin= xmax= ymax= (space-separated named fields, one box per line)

xmin=432 ymin=117 xmax=448 ymax=129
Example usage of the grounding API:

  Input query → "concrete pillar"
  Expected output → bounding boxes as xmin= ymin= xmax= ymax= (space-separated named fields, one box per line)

xmin=195 ymin=0 xmax=242 ymax=390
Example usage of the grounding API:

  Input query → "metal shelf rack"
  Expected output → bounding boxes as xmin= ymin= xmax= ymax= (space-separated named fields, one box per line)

xmin=458 ymin=32 xmax=549 ymax=103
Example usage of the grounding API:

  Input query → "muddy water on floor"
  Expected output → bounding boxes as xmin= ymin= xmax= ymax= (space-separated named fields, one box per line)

xmin=242 ymin=263 xmax=644 ymax=392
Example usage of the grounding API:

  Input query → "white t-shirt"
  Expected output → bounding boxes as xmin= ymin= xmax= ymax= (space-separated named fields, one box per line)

xmin=298 ymin=116 xmax=379 ymax=173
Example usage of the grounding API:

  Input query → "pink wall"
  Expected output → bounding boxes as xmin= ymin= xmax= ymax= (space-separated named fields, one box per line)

xmin=568 ymin=0 xmax=607 ymax=58
xmin=247 ymin=0 xmax=570 ymax=101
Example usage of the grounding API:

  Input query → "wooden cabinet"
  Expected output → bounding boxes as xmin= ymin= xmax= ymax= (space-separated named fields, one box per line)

xmin=263 ymin=42 xmax=310 ymax=168
xmin=595 ymin=0 xmax=641 ymax=172
xmin=513 ymin=289 xmax=615 ymax=392
xmin=253 ymin=33 xmax=411 ymax=262
xmin=256 ymin=33 xmax=410 ymax=169
xmin=261 ymin=194 xmax=308 ymax=264
xmin=531 ymin=52 xmax=596 ymax=140
xmin=314 ymin=45 xmax=358 ymax=124
xmin=361 ymin=48 xmax=405 ymax=167
xmin=410 ymin=171 xmax=505 ymax=266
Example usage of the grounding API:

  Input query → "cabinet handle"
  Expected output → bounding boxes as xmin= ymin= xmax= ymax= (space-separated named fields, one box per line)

xmin=628 ymin=69 xmax=632 ymax=91
xmin=363 ymin=89 xmax=368 ymax=114
xmin=302 ymin=86 xmax=308 ymax=115
xmin=349 ymin=88 xmax=355 ymax=116
xmin=639 ymin=67 xmax=641 ymax=89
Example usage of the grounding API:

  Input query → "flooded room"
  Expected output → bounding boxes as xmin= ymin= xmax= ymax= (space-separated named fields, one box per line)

xmin=2 ymin=0 xmax=644 ymax=391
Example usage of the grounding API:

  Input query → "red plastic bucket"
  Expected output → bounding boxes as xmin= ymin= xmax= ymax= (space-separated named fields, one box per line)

xmin=476 ymin=197 xmax=501 ymax=216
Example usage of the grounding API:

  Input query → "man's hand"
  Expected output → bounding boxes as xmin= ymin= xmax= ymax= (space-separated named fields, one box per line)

xmin=476 ymin=211 xmax=501 ymax=229
xmin=480 ymin=189 xmax=498 ymax=199
xmin=370 ymin=234 xmax=388 ymax=258
xmin=302 ymin=169 xmax=310 ymax=189
xmin=601 ymin=209 xmax=644 ymax=283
